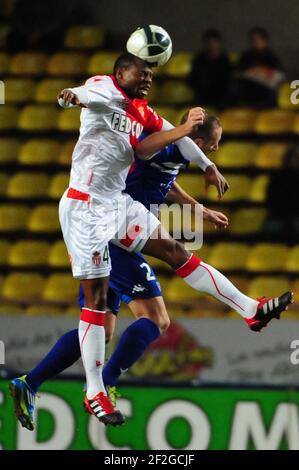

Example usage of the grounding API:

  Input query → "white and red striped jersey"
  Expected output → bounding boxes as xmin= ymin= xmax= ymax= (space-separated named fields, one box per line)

xmin=59 ymin=75 xmax=163 ymax=200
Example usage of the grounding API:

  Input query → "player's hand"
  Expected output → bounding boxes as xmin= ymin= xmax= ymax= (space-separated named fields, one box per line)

xmin=57 ymin=89 xmax=86 ymax=108
xmin=205 ymin=164 xmax=229 ymax=199
xmin=184 ymin=107 xmax=205 ymax=134
xmin=203 ymin=207 xmax=229 ymax=230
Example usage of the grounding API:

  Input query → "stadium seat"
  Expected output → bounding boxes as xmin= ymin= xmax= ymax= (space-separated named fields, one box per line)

xmin=35 ymin=79 xmax=76 ymax=103
xmin=58 ymin=140 xmax=76 ymax=165
xmin=208 ymin=243 xmax=250 ymax=271
xmin=9 ymin=53 xmax=48 ymax=75
xmin=48 ymin=240 xmax=69 ymax=268
xmin=0 ymin=173 xmax=8 ymax=195
xmin=159 ymin=81 xmax=195 ymax=104
xmin=220 ymin=109 xmax=257 ymax=134
xmin=247 ymin=276 xmax=290 ymax=299
xmin=2 ymin=272 xmax=45 ymax=301
xmin=230 ymin=208 xmax=267 ymax=235
xmin=291 ymin=279 xmax=299 ymax=300
xmin=19 ymin=139 xmax=61 ymax=165
xmin=0 ymin=52 xmax=9 ymax=74
xmin=191 ymin=244 xmax=211 ymax=264
xmin=246 ymin=243 xmax=288 ymax=272
xmin=64 ymin=26 xmax=105 ymax=50
xmin=164 ymin=276 xmax=204 ymax=303
xmin=18 ymin=105 xmax=59 ymax=131
xmin=9 ymin=240 xmax=50 ymax=267
xmin=65 ymin=305 xmax=81 ymax=316
xmin=5 ymin=78 xmax=36 ymax=104
xmin=47 ymin=52 xmax=88 ymax=76
xmin=164 ymin=52 xmax=193 ymax=78
xmin=43 ymin=273 xmax=79 ymax=303
xmin=0 ymin=138 xmax=20 ymax=164
xmin=153 ymin=106 xmax=179 ymax=125
xmin=88 ymin=52 xmax=121 ymax=75
xmin=7 ymin=172 xmax=50 ymax=199
xmin=292 ymin=114 xmax=299 ymax=134
xmin=25 ymin=304 xmax=65 ymax=315
xmin=207 ymin=175 xmax=251 ymax=202
xmin=175 ymin=174 xmax=205 ymax=198
xmin=0 ymin=106 xmax=18 ymax=130
xmin=255 ymin=110 xmax=294 ymax=134
xmin=57 ymin=108 xmax=81 ymax=131
xmin=48 ymin=173 xmax=69 ymax=199
xmin=214 ymin=142 xmax=258 ymax=168
xmin=28 ymin=204 xmax=60 ymax=233
xmin=255 ymin=143 xmax=288 ymax=169
xmin=0 ymin=240 xmax=11 ymax=265
xmin=278 ymin=82 xmax=299 ymax=110
xmin=0 ymin=204 xmax=30 ymax=231
xmin=248 ymin=175 xmax=270 ymax=202
xmin=285 ymin=246 xmax=299 ymax=273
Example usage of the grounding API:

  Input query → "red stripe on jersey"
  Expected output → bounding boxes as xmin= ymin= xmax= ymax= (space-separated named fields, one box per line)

xmin=120 ymin=224 xmax=143 ymax=248
xmin=67 ymin=187 xmax=90 ymax=201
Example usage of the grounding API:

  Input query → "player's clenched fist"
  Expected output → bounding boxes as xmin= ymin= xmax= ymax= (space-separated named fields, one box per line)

xmin=57 ymin=89 xmax=86 ymax=108
xmin=184 ymin=107 xmax=205 ymax=133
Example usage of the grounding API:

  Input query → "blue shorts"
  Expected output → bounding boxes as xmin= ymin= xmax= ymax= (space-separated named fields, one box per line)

xmin=78 ymin=243 xmax=162 ymax=315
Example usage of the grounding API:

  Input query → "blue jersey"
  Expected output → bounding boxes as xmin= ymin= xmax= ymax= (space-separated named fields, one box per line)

xmin=79 ymin=143 xmax=189 ymax=314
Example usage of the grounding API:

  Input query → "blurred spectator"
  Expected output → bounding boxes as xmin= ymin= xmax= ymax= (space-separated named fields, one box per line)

xmin=189 ymin=30 xmax=232 ymax=108
xmin=235 ymin=27 xmax=284 ymax=107
xmin=266 ymin=145 xmax=299 ymax=241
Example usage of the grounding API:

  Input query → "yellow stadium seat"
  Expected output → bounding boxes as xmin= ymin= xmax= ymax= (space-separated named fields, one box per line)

xmin=47 ymin=52 xmax=88 ymax=76
xmin=220 ymin=109 xmax=257 ymax=134
xmin=278 ymin=82 xmax=299 ymax=110
xmin=208 ymin=243 xmax=250 ymax=271
xmin=285 ymin=246 xmax=299 ymax=273
xmin=35 ymin=79 xmax=76 ymax=103
xmin=214 ymin=142 xmax=258 ymax=168
xmin=0 ymin=173 xmax=8 ymax=195
xmin=5 ymin=78 xmax=36 ymax=103
xmin=88 ymin=52 xmax=120 ymax=75
xmin=58 ymin=140 xmax=76 ymax=166
xmin=175 ymin=174 xmax=205 ymax=198
xmin=19 ymin=139 xmax=61 ymax=165
xmin=2 ymin=272 xmax=45 ymax=301
xmin=153 ymin=106 xmax=179 ymax=125
xmin=48 ymin=240 xmax=70 ymax=268
xmin=25 ymin=304 xmax=65 ymax=316
xmin=207 ymin=175 xmax=251 ymax=202
xmin=0 ymin=52 xmax=9 ymax=74
xmin=7 ymin=172 xmax=49 ymax=199
xmin=248 ymin=175 xmax=270 ymax=203
xmin=48 ymin=173 xmax=69 ymax=199
xmin=165 ymin=276 xmax=204 ymax=303
xmin=0 ymin=139 xmax=20 ymax=164
xmin=164 ymin=52 xmax=193 ymax=78
xmin=18 ymin=105 xmax=59 ymax=131
xmin=0 ymin=240 xmax=11 ymax=264
xmin=0 ymin=303 xmax=26 ymax=315
xmin=65 ymin=305 xmax=81 ymax=316
xmin=9 ymin=53 xmax=48 ymax=75
xmin=255 ymin=110 xmax=294 ymax=134
xmin=291 ymin=279 xmax=299 ymax=300
xmin=246 ymin=243 xmax=288 ymax=272
xmin=0 ymin=204 xmax=30 ymax=231
xmin=191 ymin=244 xmax=211 ymax=263
xmin=65 ymin=26 xmax=105 ymax=50
xmin=9 ymin=240 xmax=50 ymax=267
xmin=230 ymin=208 xmax=267 ymax=235
xmin=247 ymin=276 xmax=290 ymax=299
xmin=0 ymin=106 xmax=18 ymax=130
xmin=159 ymin=81 xmax=195 ymax=104
xmin=43 ymin=273 xmax=79 ymax=303
xmin=292 ymin=114 xmax=299 ymax=134
xmin=255 ymin=143 xmax=288 ymax=169
xmin=28 ymin=205 xmax=60 ymax=233
xmin=57 ymin=108 xmax=81 ymax=131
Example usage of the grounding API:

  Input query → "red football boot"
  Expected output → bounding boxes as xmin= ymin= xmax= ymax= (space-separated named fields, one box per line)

xmin=245 ymin=291 xmax=294 ymax=332
xmin=83 ymin=391 xmax=125 ymax=426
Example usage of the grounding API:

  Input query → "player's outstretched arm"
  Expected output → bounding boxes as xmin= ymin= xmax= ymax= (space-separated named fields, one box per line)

xmin=57 ymin=88 xmax=88 ymax=108
xmin=135 ymin=107 xmax=205 ymax=160
xmin=166 ymin=181 xmax=229 ymax=229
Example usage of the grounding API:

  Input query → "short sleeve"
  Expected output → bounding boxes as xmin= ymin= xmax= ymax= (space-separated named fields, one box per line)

xmin=69 ymin=76 xmax=112 ymax=107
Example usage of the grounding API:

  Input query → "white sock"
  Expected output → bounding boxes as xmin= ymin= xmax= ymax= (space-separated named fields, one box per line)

xmin=176 ymin=255 xmax=258 ymax=319
xmin=79 ymin=308 xmax=106 ymax=399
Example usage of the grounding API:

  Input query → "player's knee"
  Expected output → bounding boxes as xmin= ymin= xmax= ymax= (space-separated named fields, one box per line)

xmin=163 ymin=240 xmax=190 ymax=269
xmin=158 ymin=315 xmax=170 ymax=333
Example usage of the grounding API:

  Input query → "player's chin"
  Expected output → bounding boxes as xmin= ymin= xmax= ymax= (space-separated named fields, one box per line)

xmin=137 ymin=89 xmax=148 ymax=99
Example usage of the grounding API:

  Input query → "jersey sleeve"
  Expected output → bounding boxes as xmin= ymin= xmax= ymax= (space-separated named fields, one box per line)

xmin=68 ymin=76 xmax=112 ymax=108
xmin=143 ymin=105 xmax=163 ymax=133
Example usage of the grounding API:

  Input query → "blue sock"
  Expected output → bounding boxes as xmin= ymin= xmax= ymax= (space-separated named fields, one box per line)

xmin=103 ymin=318 xmax=160 ymax=387
xmin=26 ymin=329 xmax=80 ymax=392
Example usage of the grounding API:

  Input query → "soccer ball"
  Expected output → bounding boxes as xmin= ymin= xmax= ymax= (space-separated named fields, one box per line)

xmin=126 ymin=25 xmax=172 ymax=67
